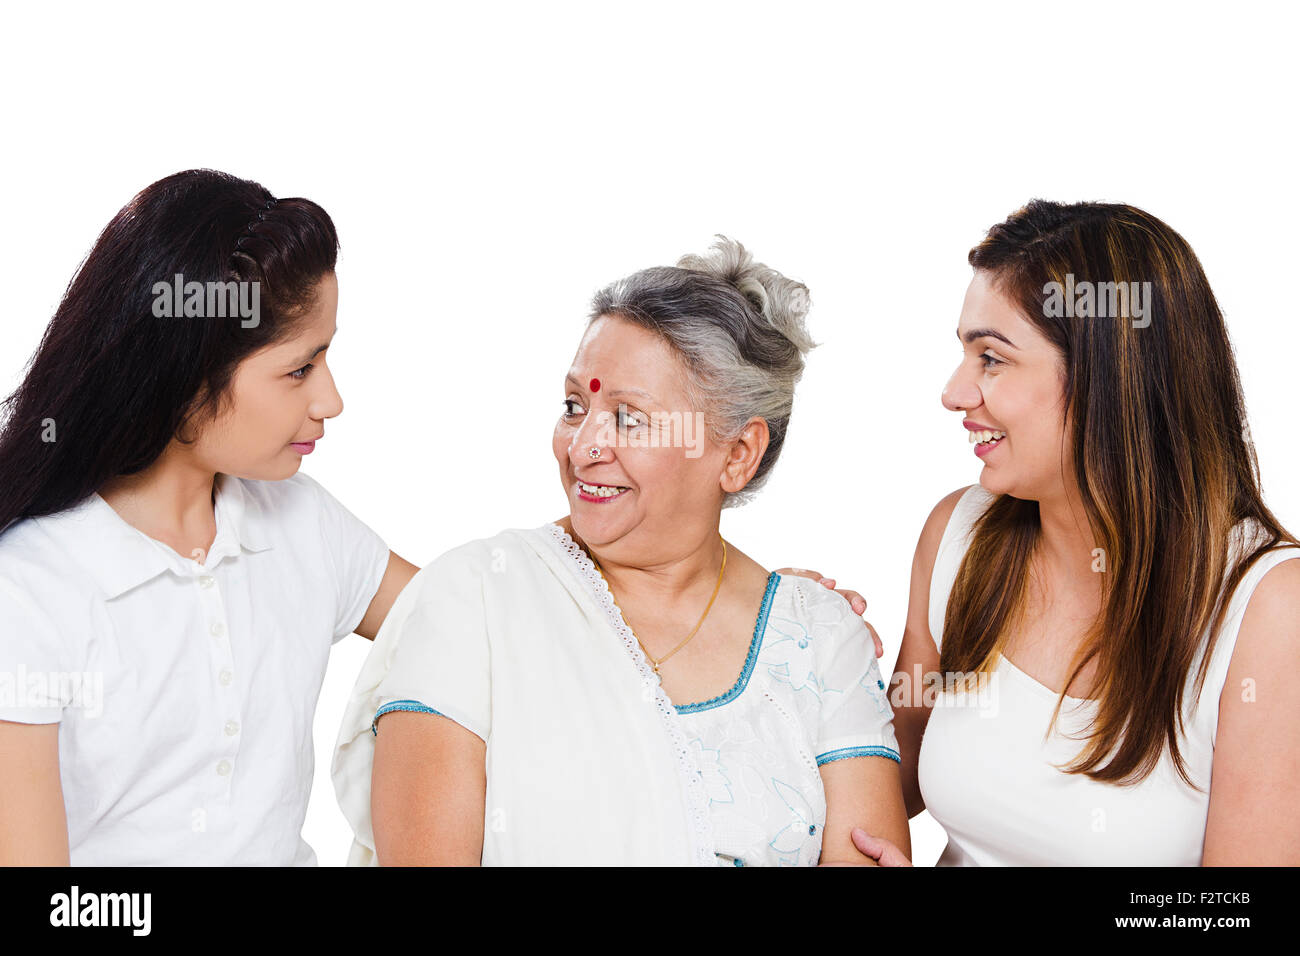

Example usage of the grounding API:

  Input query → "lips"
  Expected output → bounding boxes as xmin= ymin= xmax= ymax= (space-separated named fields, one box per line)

xmin=575 ymin=479 xmax=629 ymax=502
xmin=961 ymin=420 xmax=1005 ymax=457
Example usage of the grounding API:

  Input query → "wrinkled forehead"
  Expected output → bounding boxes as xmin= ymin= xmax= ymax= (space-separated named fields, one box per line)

xmin=567 ymin=314 xmax=695 ymax=402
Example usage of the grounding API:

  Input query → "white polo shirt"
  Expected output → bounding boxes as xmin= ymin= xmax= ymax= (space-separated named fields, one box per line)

xmin=0 ymin=471 xmax=389 ymax=865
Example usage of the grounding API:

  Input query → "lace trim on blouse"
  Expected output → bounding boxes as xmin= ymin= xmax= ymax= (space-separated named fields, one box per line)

xmin=544 ymin=523 xmax=718 ymax=867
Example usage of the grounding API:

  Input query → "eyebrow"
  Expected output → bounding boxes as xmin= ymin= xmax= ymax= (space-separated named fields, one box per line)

xmin=291 ymin=342 xmax=330 ymax=367
xmin=958 ymin=327 xmax=1018 ymax=349
xmin=608 ymin=388 xmax=656 ymax=403
xmin=291 ymin=329 xmax=337 ymax=367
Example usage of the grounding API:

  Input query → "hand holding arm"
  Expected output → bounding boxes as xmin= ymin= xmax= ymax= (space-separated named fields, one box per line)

xmin=850 ymin=827 xmax=913 ymax=866
xmin=819 ymin=756 xmax=910 ymax=865
xmin=775 ymin=567 xmax=880 ymax=657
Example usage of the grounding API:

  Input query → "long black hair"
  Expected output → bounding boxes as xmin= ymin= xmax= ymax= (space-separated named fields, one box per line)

xmin=0 ymin=169 xmax=339 ymax=537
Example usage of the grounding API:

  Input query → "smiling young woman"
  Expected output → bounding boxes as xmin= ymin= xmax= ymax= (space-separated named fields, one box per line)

xmin=866 ymin=200 xmax=1300 ymax=866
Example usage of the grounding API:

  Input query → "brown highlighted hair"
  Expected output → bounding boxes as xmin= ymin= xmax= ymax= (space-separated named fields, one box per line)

xmin=941 ymin=200 xmax=1296 ymax=787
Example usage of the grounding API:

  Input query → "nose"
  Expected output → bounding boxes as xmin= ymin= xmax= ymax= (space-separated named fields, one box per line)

xmin=309 ymin=365 xmax=345 ymax=421
xmin=941 ymin=361 xmax=981 ymax=413
xmin=568 ymin=408 xmax=616 ymax=469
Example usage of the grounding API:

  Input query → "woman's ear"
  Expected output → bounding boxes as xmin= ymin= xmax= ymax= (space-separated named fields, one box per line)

xmin=719 ymin=417 xmax=770 ymax=495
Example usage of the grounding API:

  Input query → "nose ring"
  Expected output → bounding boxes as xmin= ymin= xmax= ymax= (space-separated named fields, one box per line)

xmin=588 ymin=446 xmax=602 ymax=460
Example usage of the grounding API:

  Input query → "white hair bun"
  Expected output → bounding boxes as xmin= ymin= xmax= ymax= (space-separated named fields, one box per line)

xmin=676 ymin=235 xmax=816 ymax=356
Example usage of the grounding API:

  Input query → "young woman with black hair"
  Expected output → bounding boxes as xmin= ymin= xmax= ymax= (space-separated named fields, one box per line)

xmin=0 ymin=170 xmax=420 ymax=864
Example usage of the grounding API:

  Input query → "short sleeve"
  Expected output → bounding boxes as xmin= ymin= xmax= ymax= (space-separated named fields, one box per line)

xmin=814 ymin=613 xmax=900 ymax=766
xmin=0 ymin=574 xmax=71 ymax=725
xmin=306 ymin=477 xmax=391 ymax=642
xmin=368 ymin=544 xmax=493 ymax=742
xmin=331 ymin=540 xmax=497 ymax=865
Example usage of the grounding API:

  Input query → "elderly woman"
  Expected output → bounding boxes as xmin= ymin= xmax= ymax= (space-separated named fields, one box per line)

xmin=332 ymin=238 xmax=909 ymax=865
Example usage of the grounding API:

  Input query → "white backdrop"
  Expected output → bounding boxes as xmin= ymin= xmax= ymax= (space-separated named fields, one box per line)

xmin=2 ymin=0 xmax=1296 ymax=866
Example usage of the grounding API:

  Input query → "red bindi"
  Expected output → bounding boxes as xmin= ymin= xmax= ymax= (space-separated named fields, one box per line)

xmin=589 ymin=378 xmax=601 ymax=392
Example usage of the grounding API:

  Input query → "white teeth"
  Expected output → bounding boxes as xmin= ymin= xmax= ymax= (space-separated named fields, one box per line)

xmin=578 ymin=481 xmax=626 ymax=498
xmin=968 ymin=429 xmax=1007 ymax=444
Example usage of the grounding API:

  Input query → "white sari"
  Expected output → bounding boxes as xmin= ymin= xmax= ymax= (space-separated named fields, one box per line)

xmin=331 ymin=524 xmax=716 ymax=865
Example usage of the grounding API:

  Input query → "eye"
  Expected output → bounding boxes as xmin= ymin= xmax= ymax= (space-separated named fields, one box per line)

xmin=289 ymin=363 xmax=314 ymax=380
xmin=979 ymin=352 xmax=1004 ymax=369
xmin=616 ymin=405 xmax=646 ymax=429
xmin=562 ymin=397 xmax=586 ymax=418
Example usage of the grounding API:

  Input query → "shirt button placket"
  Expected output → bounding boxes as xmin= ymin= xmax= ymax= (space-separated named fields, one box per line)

xmin=197 ymin=571 xmax=241 ymax=790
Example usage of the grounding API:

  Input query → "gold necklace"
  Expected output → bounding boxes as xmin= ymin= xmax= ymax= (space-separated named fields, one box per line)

xmin=591 ymin=535 xmax=727 ymax=675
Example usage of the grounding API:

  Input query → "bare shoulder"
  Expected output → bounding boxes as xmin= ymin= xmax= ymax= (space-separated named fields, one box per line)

xmin=1218 ymin=553 xmax=1300 ymax=723
xmin=1243 ymin=551 xmax=1300 ymax=610
xmin=1231 ymin=553 xmax=1300 ymax=660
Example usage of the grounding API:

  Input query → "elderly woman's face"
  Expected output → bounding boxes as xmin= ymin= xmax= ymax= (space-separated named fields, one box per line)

xmin=553 ymin=315 xmax=731 ymax=552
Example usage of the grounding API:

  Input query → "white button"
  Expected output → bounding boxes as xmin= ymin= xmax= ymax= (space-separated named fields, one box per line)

xmin=216 ymin=759 xmax=232 ymax=776
xmin=218 ymin=669 xmax=233 ymax=686
xmin=224 ymin=720 xmax=240 ymax=736
xmin=210 ymin=621 xmax=225 ymax=638
xmin=199 ymin=576 xmax=215 ymax=589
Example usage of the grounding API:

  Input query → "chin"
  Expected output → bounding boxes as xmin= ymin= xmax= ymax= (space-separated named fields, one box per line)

xmin=977 ymin=470 xmax=1015 ymax=498
xmin=569 ymin=507 xmax=626 ymax=549
xmin=978 ymin=469 xmax=1053 ymax=504
xmin=569 ymin=510 xmax=605 ymax=544
xmin=274 ymin=456 xmax=304 ymax=480
xmin=235 ymin=456 xmax=303 ymax=483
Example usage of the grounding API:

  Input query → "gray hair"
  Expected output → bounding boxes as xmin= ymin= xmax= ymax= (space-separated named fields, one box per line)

xmin=589 ymin=236 xmax=816 ymax=507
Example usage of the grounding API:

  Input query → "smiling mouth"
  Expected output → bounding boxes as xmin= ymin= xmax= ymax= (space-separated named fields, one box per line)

xmin=968 ymin=429 xmax=1006 ymax=447
xmin=576 ymin=480 xmax=629 ymax=500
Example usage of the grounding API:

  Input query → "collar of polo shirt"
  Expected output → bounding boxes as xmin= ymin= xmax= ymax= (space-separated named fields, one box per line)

xmin=57 ymin=474 xmax=276 ymax=600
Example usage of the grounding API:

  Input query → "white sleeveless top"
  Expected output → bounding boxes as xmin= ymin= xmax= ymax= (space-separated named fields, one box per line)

xmin=917 ymin=484 xmax=1299 ymax=866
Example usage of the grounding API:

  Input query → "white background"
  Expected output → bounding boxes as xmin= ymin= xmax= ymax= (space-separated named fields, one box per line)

xmin=2 ymin=1 xmax=1296 ymax=866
